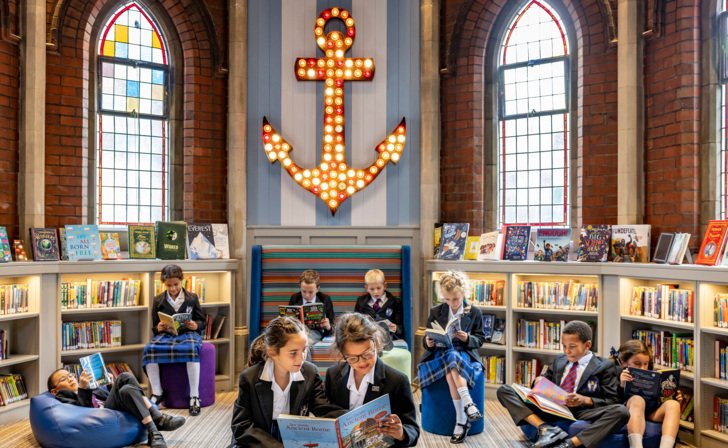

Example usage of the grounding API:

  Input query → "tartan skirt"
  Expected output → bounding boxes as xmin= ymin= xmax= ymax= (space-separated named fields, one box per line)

xmin=417 ymin=349 xmax=482 ymax=389
xmin=142 ymin=332 xmax=202 ymax=366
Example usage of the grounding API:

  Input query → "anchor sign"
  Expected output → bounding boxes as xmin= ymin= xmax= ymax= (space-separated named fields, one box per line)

xmin=262 ymin=7 xmax=406 ymax=214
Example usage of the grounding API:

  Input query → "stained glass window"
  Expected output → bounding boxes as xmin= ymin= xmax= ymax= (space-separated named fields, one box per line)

xmin=497 ymin=1 xmax=570 ymax=227
xmin=96 ymin=2 xmax=169 ymax=225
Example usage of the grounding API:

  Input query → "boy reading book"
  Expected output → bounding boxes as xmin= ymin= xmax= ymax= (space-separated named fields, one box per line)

xmin=497 ymin=320 xmax=628 ymax=448
xmin=278 ymin=302 xmax=326 ymax=329
xmin=288 ymin=270 xmax=335 ymax=347
xmin=511 ymin=377 xmax=574 ymax=421
xmin=79 ymin=352 xmax=110 ymax=390
xmin=355 ymin=269 xmax=405 ymax=342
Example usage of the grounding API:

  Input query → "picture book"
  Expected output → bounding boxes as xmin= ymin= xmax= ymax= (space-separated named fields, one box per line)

xmin=187 ymin=223 xmax=220 ymax=259
xmin=696 ymin=220 xmax=728 ymax=265
xmin=668 ymin=233 xmax=692 ymax=265
xmin=155 ymin=221 xmax=187 ymax=260
xmin=13 ymin=240 xmax=28 ymax=261
xmin=482 ymin=313 xmax=495 ymax=342
xmin=652 ymin=233 xmax=675 ymax=264
xmin=64 ymin=225 xmax=102 ymax=261
xmin=533 ymin=228 xmax=570 ymax=262
xmin=279 ymin=303 xmax=326 ymax=330
xmin=278 ymin=394 xmax=393 ymax=448
xmin=477 ymin=231 xmax=502 ymax=261
xmin=128 ymin=225 xmax=156 ymax=259
xmin=464 ymin=236 xmax=481 ymax=260
xmin=79 ymin=352 xmax=109 ymax=389
xmin=425 ymin=316 xmax=461 ymax=349
xmin=491 ymin=318 xmax=506 ymax=345
xmin=576 ymin=225 xmax=611 ymax=262
xmin=624 ymin=367 xmax=680 ymax=403
xmin=502 ymin=225 xmax=531 ymax=261
xmin=433 ymin=222 xmax=443 ymax=258
xmin=437 ymin=223 xmax=470 ymax=260
xmin=0 ymin=227 xmax=12 ymax=262
xmin=99 ymin=232 xmax=122 ymax=260
xmin=611 ymin=225 xmax=651 ymax=263
xmin=211 ymin=223 xmax=230 ymax=259
xmin=512 ymin=380 xmax=575 ymax=421
xmin=29 ymin=228 xmax=60 ymax=261
xmin=158 ymin=311 xmax=192 ymax=336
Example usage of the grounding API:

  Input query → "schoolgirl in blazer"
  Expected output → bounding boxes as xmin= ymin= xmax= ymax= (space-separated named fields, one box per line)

xmin=420 ymin=302 xmax=485 ymax=364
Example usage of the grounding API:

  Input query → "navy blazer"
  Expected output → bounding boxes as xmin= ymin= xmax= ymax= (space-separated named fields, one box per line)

xmin=543 ymin=354 xmax=620 ymax=409
xmin=324 ymin=359 xmax=420 ymax=447
xmin=289 ymin=291 xmax=335 ymax=337
xmin=354 ymin=290 xmax=405 ymax=340
xmin=421 ymin=303 xmax=485 ymax=364
xmin=151 ymin=290 xmax=205 ymax=336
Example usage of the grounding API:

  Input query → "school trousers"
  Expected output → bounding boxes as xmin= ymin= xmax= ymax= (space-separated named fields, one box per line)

xmin=104 ymin=372 xmax=151 ymax=421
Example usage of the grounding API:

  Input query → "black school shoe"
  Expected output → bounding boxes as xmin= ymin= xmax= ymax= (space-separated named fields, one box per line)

xmin=147 ymin=429 xmax=167 ymax=448
xmin=450 ymin=422 xmax=471 ymax=444
xmin=547 ymin=439 xmax=575 ymax=448
xmin=533 ymin=424 xmax=568 ymax=448
xmin=464 ymin=402 xmax=483 ymax=422
xmin=155 ymin=413 xmax=186 ymax=431
xmin=189 ymin=396 xmax=201 ymax=416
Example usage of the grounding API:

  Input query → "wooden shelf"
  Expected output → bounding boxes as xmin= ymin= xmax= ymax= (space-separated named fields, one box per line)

xmin=701 ymin=377 xmax=728 ymax=390
xmin=512 ymin=346 xmax=562 ymax=356
xmin=201 ymin=301 xmax=230 ymax=308
xmin=0 ymin=399 xmax=29 ymax=415
xmin=621 ymin=315 xmax=695 ymax=330
xmin=702 ymin=326 xmax=728 ymax=337
xmin=0 ymin=354 xmax=39 ymax=368
xmin=680 ymin=420 xmax=694 ymax=431
xmin=61 ymin=343 xmax=147 ymax=357
xmin=513 ymin=307 xmax=598 ymax=317
xmin=480 ymin=343 xmax=506 ymax=352
xmin=0 ymin=312 xmax=38 ymax=322
xmin=62 ymin=305 xmax=147 ymax=315
xmin=702 ymin=430 xmax=728 ymax=444
xmin=206 ymin=338 xmax=230 ymax=345
xmin=215 ymin=374 xmax=230 ymax=382
xmin=484 ymin=383 xmax=503 ymax=389
xmin=474 ymin=305 xmax=506 ymax=311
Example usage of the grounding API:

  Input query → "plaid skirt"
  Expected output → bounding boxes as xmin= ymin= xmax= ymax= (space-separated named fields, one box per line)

xmin=416 ymin=349 xmax=482 ymax=389
xmin=142 ymin=332 xmax=202 ymax=366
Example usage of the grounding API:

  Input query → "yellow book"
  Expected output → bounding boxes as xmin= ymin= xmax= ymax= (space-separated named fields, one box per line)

xmin=464 ymin=236 xmax=481 ymax=260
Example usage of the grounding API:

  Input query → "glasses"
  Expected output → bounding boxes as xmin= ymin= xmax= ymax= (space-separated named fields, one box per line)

xmin=342 ymin=347 xmax=376 ymax=364
xmin=55 ymin=372 xmax=76 ymax=386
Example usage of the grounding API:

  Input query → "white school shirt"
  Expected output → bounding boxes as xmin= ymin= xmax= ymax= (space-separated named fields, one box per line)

xmin=346 ymin=366 xmax=375 ymax=410
xmin=447 ymin=303 xmax=464 ymax=321
xmin=166 ymin=290 xmax=184 ymax=312
xmin=367 ymin=294 xmax=388 ymax=308
xmin=260 ymin=359 xmax=305 ymax=420
xmin=303 ymin=295 xmax=317 ymax=305
xmin=560 ymin=351 xmax=594 ymax=391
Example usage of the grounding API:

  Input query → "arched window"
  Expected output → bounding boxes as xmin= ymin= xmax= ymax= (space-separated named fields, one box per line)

xmin=96 ymin=2 xmax=169 ymax=225
xmin=497 ymin=1 xmax=570 ymax=227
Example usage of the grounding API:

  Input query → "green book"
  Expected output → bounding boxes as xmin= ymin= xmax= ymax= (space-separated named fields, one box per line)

xmin=128 ymin=225 xmax=156 ymax=259
xmin=155 ymin=221 xmax=187 ymax=260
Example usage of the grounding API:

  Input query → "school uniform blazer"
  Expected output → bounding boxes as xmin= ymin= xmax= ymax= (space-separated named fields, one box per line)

xmin=230 ymin=361 xmax=344 ymax=448
xmin=420 ymin=303 xmax=485 ymax=364
xmin=289 ymin=291 xmax=335 ymax=337
xmin=324 ymin=358 xmax=420 ymax=447
xmin=151 ymin=290 xmax=206 ymax=336
xmin=354 ymin=291 xmax=405 ymax=340
xmin=542 ymin=354 xmax=620 ymax=409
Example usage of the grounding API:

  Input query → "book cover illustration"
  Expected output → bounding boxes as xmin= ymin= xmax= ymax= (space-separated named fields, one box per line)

xmin=155 ymin=221 xmax=187 ymax=260
xmin=502 ymin=225 xmax=531 ymax=261
xmin=696 ymin=220 xmax=728 ymax=265
xmin=187 ymin=223 xmax=220 ymax=259
xmin=668 ymin=233 xmax=692 ymax=265
xmin=0 ymin=226 xmax=12 ymax=262
xmin=29 ymin=228 xmax=60 ymax=261
xmin=433 ymin=222 xmax=443 ymax=258
xmin=425 ymin=316 xmax=461 ymax=349
xmin=482 ymin=314 xmax=495 ymax=342
xmin=491 ymin=318 xmax=506 ymax=345
xmin=533 ymin=228 xmax=570 ymax=262
xmin=13 ymin=240 xmax=28 ymax=261
xmin=279 ymin=303 xmax=326 ymax=330
xmin=477 ymin=231 xmax=502 ymax=261
xmin=464 ymin=236 xmax=481 ymax=260
xmin=79 ymin=352 xmax=109 ymax=389
xmin=624 ymin=367 xmax=680 ymax=403
xmin=611 ymin=225 xmax=651 ymax=263
xmin=652 ymin=233 xmax=675 ymax=264
xmin=128 ymin=225 xmax=156 ymax=259
xmin=99 ymin=232 xmax=122 ymax=260
xmin=437 ymin=223 xmax=470 ymax=260
xmin=211 ymin=223 xmax=230 ymax=259
xmin=576 ymin=225 xmax=611 ymax=262
xmin=64 ymin=225 xmax=102 ymax=261
xmin=158 ymin=311 xmax=192 ymax=336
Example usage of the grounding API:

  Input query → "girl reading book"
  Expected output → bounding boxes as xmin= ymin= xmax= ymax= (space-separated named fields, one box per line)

xmin=417 ymin=270 xmax=484 ymax=444
xmin=325 ymin=312 xmax=419 ymax=447
xmin=230 ymin=316 xmax=343 ymax=448
xmin=143 ymin=264 xmax=206 ymax=416
xmin=614 ymin=340 xmax=682 ymax=448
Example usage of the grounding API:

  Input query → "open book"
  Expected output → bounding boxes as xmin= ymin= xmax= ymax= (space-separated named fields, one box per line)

xmin=158 ymin=311 xmax=192 ymax=336
xmin=278 ymin=394 xmax=393 ymax=448
xmin=79 ymin=352 xmax=109 ymax=389
xmin=279 ymin=303 xmax=326 ymax=330
xmin=512 ymin=377 xmax=575 ymax=420
xmin=624 ymin=367 xmax=680 ymax=403
xmin=425 ymin=316 xmax=461 ymax=349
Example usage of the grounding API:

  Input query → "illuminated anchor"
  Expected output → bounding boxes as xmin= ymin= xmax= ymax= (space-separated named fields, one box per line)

xmin=262 ymin=6 xmax=406 ymax=214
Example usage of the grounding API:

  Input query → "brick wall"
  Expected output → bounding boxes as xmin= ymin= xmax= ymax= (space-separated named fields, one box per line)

xmin=0 ymin=33 xmax=18 ymax=240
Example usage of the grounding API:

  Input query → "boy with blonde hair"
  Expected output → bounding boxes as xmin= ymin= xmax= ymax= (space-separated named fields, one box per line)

xmin=355 ymin=268 xmax=404 ymax=341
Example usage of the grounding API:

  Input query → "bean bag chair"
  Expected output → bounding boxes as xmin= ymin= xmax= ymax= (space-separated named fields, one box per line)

xmin=520 ymin=419 xmax=662 ymax=448
xmin=421 ymin=366 xmax=485 ymax=436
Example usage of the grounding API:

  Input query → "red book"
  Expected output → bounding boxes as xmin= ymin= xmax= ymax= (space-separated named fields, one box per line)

xmin=695 ymin=220 xmax=728 ymax=265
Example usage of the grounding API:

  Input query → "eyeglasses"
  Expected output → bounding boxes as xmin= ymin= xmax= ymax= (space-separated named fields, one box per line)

xmin=55 ymin=372 xmax=76 ymax=385
xmin=342 ymin=347 xmax=376 ymax=364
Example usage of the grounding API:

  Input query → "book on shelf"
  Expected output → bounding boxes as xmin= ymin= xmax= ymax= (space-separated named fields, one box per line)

xmin=512 ymin=380 xmax=575 ymax=421
xmin=716 ymin=340 xmax=728 ymax=379
xmin=187 ymin=223 xmax=222 ymax=260
xmin=515 ymin=358 xmax=543 ymax=386
xmin=713 ymin=396 xmax=728 ymax=432
xmin=278 ymin=394 xmax=393 ymax=448
xmin=517 ymin=319 xmax=565 ymax=350
xmin=279 ymin=303 xmax=326 ymax=331
xmin=158 ymin=311 xmax=192 ymax=336
xmin=696 ymin=220 xmax=728 ymax=266
xmin=576 ymin=225 xmax=611 ymax=262
xmin=0 ymin=329 xmax=7 ymax=360
xmin=678 ymin=387 xmax=693 ymax=422
xmin=99 ymin=232 xmax=122 ymax=260
xmin=630 ymin=284 xmax=693 ymax=323
xmin=29 ymin=227 xmax=61 ymax=261
xmin=716 ymin=294 xmax=728 ymax=328
xmin=0 ymin=374 xmax=28 ymax=406
xmin=64 ymin=361 xmax=134 ymax=382
xmin=155 ymin=221 xmax=187 ymax=260
xmin=463 ymin=236 xmax=481 ymax=260
xmin=623 ymin=367 xmax=680 ymax=403
xmin=61 ymin=279 xmax=141 ymax=309
xmin=482 ymin=355 xmax=506 ymax=384
xmin=631 ymin=330 xmax=694 ymax=372
xmin=437 ymin=223 xmax=470 ymax=260
xmin=79 ymin=352 xmax=110 ymax=389
xmin=652 ymin=233 xmax=674 ymax=264
xmin=61 ymin=321 xmax=122 ymax=351
xmin=491 ymin=318 xmax=506 ymax=345
xmin=64 ymin=225 xmax=102 ymax=261
xmin=533 ymin=228 xmax=570 ymax=262
xmin=502 ymin=225 xmax=531 ymax=261
xmin=477 ymin=230 xmax=502 ymax=261
xmin=433 ymin=222 xmax=443 ymax=258
xmin=211 ymin=314 xmax=226 ymax=339
xmin=517 ymin=281 xmax=598 ymax=311
xmin=471 ymin=279 xmax=505 ymax=306
xmin=211 ymin=224 xmax=230 ymax=259
xmin=425 ymin=316 xmax=462 ymax=349
xmin=58 ymin=227 xmax=68 ymax=261
xmin=667 ymin=233 xmax=692 ymax=265
xmin=611 ymin=225 xmax=651 ymax=263
xmin=0 ymin=284 xmax=29 ymax=315
xmin=482 ymin=314 xmax=495 ymax=342
xmin=12 ymin=239 xmax=28 ymax=261
xmin=128 ymin=225 xmax=157 ymax=259
xmin=0 ymin=226 xmax=12 ymax=262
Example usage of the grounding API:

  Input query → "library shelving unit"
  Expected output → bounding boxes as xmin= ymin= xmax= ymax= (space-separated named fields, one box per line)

xmin=0 ymin=259 xmax=236 ymax=426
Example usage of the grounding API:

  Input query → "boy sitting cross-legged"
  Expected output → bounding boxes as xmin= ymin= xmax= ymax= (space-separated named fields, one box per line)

xmin=497 ymin=320 xmax=629 ymax=448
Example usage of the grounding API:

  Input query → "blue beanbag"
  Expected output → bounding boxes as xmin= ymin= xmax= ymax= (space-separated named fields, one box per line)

xmin=520 ymin=419 xmax=662 ymax=448
xmin=421 ymin=366 xmax=485 ymax=436
xmin=30 ymin=392 xmax=147 ymax=448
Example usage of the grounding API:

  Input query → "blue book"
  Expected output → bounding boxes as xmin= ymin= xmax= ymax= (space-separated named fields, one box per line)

xmin=0 ymin=226 xmax=12 ymax=262
xmin=437 ymin=223 xmax=470 ymax=260
xmin=65 ymin=225 xmax=102 ymax=261
xmin=502 ymin=225 xmax=531 ymax=261
xmin=79 ymin=352 xmax=108 ymax=389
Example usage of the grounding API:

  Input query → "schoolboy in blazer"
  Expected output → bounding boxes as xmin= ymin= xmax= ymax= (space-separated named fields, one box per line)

xmin=420 ymin=301 xmax=485 ymax=364
xmin=288 ymin=291 xmax=335 ymax=337
xmin=355 ymin=290 xmax=405 ymax=340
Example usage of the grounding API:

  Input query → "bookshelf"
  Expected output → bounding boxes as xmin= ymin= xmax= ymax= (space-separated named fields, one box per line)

xmin=0 ymin=259 xmax=236 ymax=426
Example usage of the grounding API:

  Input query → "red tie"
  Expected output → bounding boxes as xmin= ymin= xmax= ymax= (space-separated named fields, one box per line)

xmin=373 ymin=298 xmax=382 ymax=312
xmin=561 ymin=363 xmax=578 ymax=393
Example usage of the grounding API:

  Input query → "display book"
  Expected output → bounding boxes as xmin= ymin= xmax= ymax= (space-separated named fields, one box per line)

xmin=158 ymin=311 xmax=192 ymax=336
xmin=279 ymin=303 xmax=326 ymax=330
xmin=511 ymin=376 xmax=575 ymax=420
xmin=278 ymin=394 xmax=394 ymax=448
xmin=436 ymin=223 xmax=470 ymax=260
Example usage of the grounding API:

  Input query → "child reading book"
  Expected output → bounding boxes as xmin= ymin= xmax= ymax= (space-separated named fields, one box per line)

xmin=230 ymin=316 xmax=344 ymax=447
xmin=510 ymin=376 xmax=574 ymax=421
xmin=355 ymin=269 xmax=405 ymax=342
xmin=416 ymin=271 xmax=484 ymax=444
xmin=288 ymin=270 xmax=335 ymax=347
xmin=325 ymin=312 xmax=419 ymax=447
xmin=613 ymin=340 xmax=682 ymax=448
xmin=497 ymin=320 xmax=629 ymax=448
xmin=143 ymin=265 xmax=206 ymax=416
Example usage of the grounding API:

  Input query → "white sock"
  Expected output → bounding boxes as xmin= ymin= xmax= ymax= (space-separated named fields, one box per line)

xmin=453 ymin=399 xmax=465 ymax=425
xmin=146 ymin=363 xmax=163 ymax=396
xmin=659 ymin=436 xmax=675 ymax=448
xmin=627 ymin=433 xmax=644 ymax=448
xmin=186 ymin=362 xmax=200 ymax=397
xmin=457 ymin=386 xmax=474 ymax=407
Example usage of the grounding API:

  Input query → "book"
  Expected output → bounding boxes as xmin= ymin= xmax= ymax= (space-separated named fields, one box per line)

xmin=211 ymin=223 xmax=230 ymax=259
xmin=433 ymin=222 xmax=443 ymax=258
xmin=611 ymin=225 xmax=651 ymax=263
xmin=278 ymin=394 xmax=393 ymax=448
xmin=437 ymin=223 xmax=470 ymax=260
xmin=464 ymin=236 xmax=481 ymax=260
xmin=624 ymin=367 xmax=680 ymax=403
xmin=279 ymin=303 xmax=326 ymax=330
xmin=211 ymin=315 xmax=226 ymax=339
xmin=482 ymin=313 xmax=495 ymax=342
xmin=128 ymin=225 xmax=156 ymax=259
xmin=425 ymin=316 xmax=461 ymax=349
xmin=477 ymin=231 xmax=502 ymax=261
xmin=12 ymin=240 xmax=28 ymax=261
xmin=155 ymin=221 xmax=187 ymax=260
xmin=512 ymin=380 xmax=575 ymax=420
xmin=491 ymin=318 xmax=506 ymax=345
xmin=533 ymin=228 xmax=571 ymax=262
xmin=64 ymin=225 xmax=102 ymax=261
xmin=99 ymin=232 xmax=122 ymax=260
xmin=696 ymin=220 xmax=728 ymax=265
xmin=576 ymin=224 xmax=611 ymax=262
xmin=668 ymin=233 xmax=692 ymax=265
xmin=158 ymin=311 xmax=192 ymax=336
xmin=0 ymin=227 xmax=12 ymax=262
xmin=79 ymin=352 xmax=109 ymax=389
xmin=58 ymin=228 xmax=68 ymax=261
xmin=652 ymin=232 xmax=675 ymax=264
xmin=29 ymin=228 xmax=60 ymax=261
xmin=187 ymin=223 xmax=220 ymax=259
xmin=502 ymin=225 xmax=531 ymax=261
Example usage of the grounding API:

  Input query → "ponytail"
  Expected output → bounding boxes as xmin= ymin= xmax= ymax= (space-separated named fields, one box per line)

xmin=247 ymin=317 xmax=307 ymax=368
xmin=247 ymin=334 xmax=267 ymax=367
